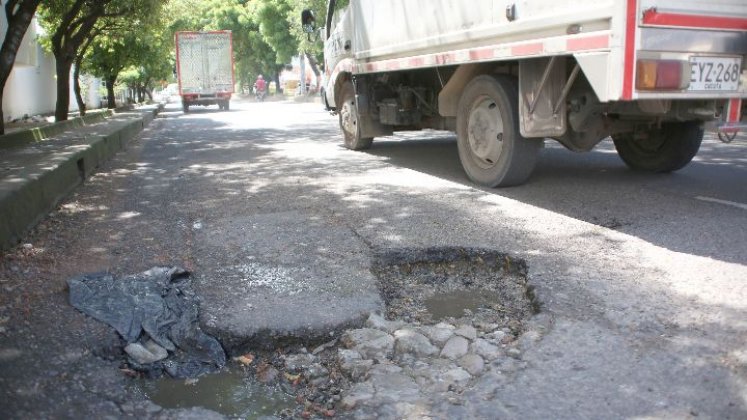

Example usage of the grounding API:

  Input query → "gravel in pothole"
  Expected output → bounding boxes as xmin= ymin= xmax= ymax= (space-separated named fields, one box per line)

xmin=371 ymin=247 xmax=538 ymax=329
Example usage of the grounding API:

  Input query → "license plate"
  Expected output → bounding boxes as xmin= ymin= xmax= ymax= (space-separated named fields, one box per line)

xmin=688 ymin=56 xmax=741 ymax=91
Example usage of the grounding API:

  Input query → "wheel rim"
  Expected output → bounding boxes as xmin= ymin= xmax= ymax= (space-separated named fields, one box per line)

xmin=340 ymin=96 xmax=358 ymax=138
xmin=467 ymin=96 xmax=503 ymax=169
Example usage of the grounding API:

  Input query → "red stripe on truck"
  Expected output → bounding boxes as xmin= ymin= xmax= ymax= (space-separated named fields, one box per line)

xmin=643 ymin=10 xmax=747 ymax=30
xmin=469 ymin=48 xmax=495 ymax=60
xmin=511 ymin=43 xmax=543 ymax=56
xmin=622 ymin=0 xmax=637 ymax=100
xmin=567 ymin=34 xmax=610 ymax=51
xmin=728 ymin=99 xmax=742 ymax=123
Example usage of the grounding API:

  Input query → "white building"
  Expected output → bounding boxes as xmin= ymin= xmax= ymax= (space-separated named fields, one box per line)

xmin=1 ymin=5 xmax=100 ymax=122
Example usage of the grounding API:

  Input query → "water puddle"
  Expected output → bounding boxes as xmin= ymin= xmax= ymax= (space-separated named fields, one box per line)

xmin=135 ymin=369 xmax=296 ymax=417
xmin=424 ymin=289 xmax=506 ymax=320
xmin=372 ymin=247 xmax=537 ymax=326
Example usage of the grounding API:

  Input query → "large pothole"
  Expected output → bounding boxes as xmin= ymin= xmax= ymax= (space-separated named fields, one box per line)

xmin=103 ymin=249 xmax=541 ymax=418
xmin=372 ymin=247 xmax=538 ymax=330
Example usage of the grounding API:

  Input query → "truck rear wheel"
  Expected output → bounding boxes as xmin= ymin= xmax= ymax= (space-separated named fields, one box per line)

xmin=612 ymin=121 xmax=703 ymax=172
xmin=457 ymin=75 xmax=542 ymax=187
xmin=339 ymin=81 xmax=373 ymax=150
xmin=182 ymin=102 xmax=189 ymax=113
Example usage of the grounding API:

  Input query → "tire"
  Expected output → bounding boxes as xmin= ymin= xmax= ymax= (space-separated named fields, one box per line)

xmin=222 ymin=100 xmax=230 ymax=111
xmin=612 ymin=121 xmax=703 ymax=172
xmin=182 ymin=102 xmax=189 ymax=113
xmin=339 ymin=81 xmax=373 ymax=150
xmin=456 ymin=75 xmax=542 ymax=187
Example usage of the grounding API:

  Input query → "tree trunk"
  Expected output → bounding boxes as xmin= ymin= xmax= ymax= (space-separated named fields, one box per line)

xmin=0 ymin=85 xmax=5 ymax=136
xmin=274 ymin=72 xmax=282 ymax=95
xmin=73 ymin=60 xmax=86 ymax=116
xmin=305 ymin=52 xmax=321 ymax=77
xmin=0 ymin=0 xmax=43 ymax=135
xmin=50 ymin=0 xmax=109 ymax=121
xmin=55 ymin=59 xmax=73 ymax=121
xmin=145 ymin=88 xmax=153 ymax=102
xmin=106 ymin=75 xmax=116 ymax=109
xmin=305 ymin=53 xmax=322 ymax=92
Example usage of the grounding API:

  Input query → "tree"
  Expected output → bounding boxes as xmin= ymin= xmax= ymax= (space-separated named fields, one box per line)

xmin=86 ymin=32 xmax=133 ymax=108
xmin=252 ymin=0 xmax=298 ymax=65
xmin=289 ymin=0 xmax=326 ymax=64
xmin=0 ymin=0 xmax=42 ymax=135
xmin=247 ymin=0 xmax=303 ymax=94
xmin=38 ymin=0 xmax=160 ymax=121
xmin=83 ymin=4 xmax=169 ymax=109
xmin=72 ymin=27 xmax=101 ymax=115
xmin=288 ymin=0 xmax=328 ymax=84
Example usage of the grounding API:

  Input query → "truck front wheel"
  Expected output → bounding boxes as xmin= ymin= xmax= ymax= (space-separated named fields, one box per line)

xmin=339 ymin=81 xmax=373 ymax=150
xmin=457 ymin=75 xmax=542 ymax=187
xmin=611 ymin=121 xmax=703 ymax=172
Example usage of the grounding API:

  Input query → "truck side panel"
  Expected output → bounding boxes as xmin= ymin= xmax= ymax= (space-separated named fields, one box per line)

xmin=351 ymin=0 xmax=615 ymax=62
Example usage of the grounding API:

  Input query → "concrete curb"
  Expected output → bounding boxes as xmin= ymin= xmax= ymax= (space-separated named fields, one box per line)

xmin=0 ymin=106 xmax=162 ymax=251
xmin=0 ymin=109 xmax=114 ymax=150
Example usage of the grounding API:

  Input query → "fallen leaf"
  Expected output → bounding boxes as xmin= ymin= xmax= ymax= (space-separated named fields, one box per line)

xmin=233 ymin=353 xmax=254 ymax=365
xmin=284 ymin=372 xmax=301 ymax=384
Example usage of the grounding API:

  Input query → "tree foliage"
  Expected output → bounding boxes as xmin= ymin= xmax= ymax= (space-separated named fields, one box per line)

xmin=251 ymin=0 xmax=297 ymax=65
xmin=288 ymin=0 xmax=327 ymax=64
xmin=14 ymin=0 xmax=333 ymax=126
xmin=38 ymin=0 xmax=164 ymax=120
xmin=83 ymin=5 xmax=170 ymax=108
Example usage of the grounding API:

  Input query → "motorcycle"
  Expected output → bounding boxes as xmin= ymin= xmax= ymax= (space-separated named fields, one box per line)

xmin=254 ymin=87 xmax=267 ymax=102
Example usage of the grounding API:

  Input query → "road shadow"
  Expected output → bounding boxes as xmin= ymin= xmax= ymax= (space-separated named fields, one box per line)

xmin=364 ymin=131 xmax=747 ymax=265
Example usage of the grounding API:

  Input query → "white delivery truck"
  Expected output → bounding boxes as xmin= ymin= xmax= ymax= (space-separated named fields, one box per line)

xmin=304 ymin=0 xmax=747 ymax=187
xmin=175 ymin=31 xmax=235 ymax=112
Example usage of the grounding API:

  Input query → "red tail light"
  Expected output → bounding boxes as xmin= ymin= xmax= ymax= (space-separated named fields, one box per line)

xmin=636 ymin=60 xmax=690 ymax=91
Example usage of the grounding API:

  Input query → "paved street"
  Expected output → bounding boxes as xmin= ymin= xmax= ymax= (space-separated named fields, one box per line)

xmin=1 ymin=97 xmax=745 ymax=418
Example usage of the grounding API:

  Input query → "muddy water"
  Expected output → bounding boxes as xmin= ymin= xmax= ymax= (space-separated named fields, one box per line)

xmin=424 ymin=289 xmax=506 ymax=320
xmin=135 ymin=369 xmax=296 ymax=417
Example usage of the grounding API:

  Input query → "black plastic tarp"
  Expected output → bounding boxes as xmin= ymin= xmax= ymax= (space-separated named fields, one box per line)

xmin=68 ymin=267 xmax=225 ymax=378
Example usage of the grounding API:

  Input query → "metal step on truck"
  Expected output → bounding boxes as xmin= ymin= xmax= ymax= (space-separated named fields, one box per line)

xmin=175 ymin=31 xmax=235 ymax=112
xmin=303 ymin=0 xmax=747 ymax=187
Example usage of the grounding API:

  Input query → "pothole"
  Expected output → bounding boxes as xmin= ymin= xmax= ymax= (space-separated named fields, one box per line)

xmin=106 ymin=249 xmax=540 ymax=418
xmin=372 ymin=247 xmax=538 ymax=329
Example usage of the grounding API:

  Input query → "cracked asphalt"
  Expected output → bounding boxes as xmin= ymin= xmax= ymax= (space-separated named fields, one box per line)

xmin=0 ymin=97 xmax=745 ymax=418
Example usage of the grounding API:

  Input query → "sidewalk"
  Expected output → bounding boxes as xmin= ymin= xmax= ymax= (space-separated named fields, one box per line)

xmin=0 ymin=105 xmax=162 ymax=251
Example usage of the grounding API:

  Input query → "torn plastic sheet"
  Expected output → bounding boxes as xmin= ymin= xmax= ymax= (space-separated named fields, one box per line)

xmin=68 ymin=266 xmax=226 ymax=378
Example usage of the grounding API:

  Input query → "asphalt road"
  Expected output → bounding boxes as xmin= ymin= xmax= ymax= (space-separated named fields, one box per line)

xmin=2 ymin=97 xmax=745 ymax=418
xmin=159 ymin=98 xmax=746 ymax=417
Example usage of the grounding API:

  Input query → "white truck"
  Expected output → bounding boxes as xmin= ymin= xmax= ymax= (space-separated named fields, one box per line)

xmin=175 ymin=31 xmax=235 ymax=112
xmin=305 ymin=0 xmax=747 ymax=187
